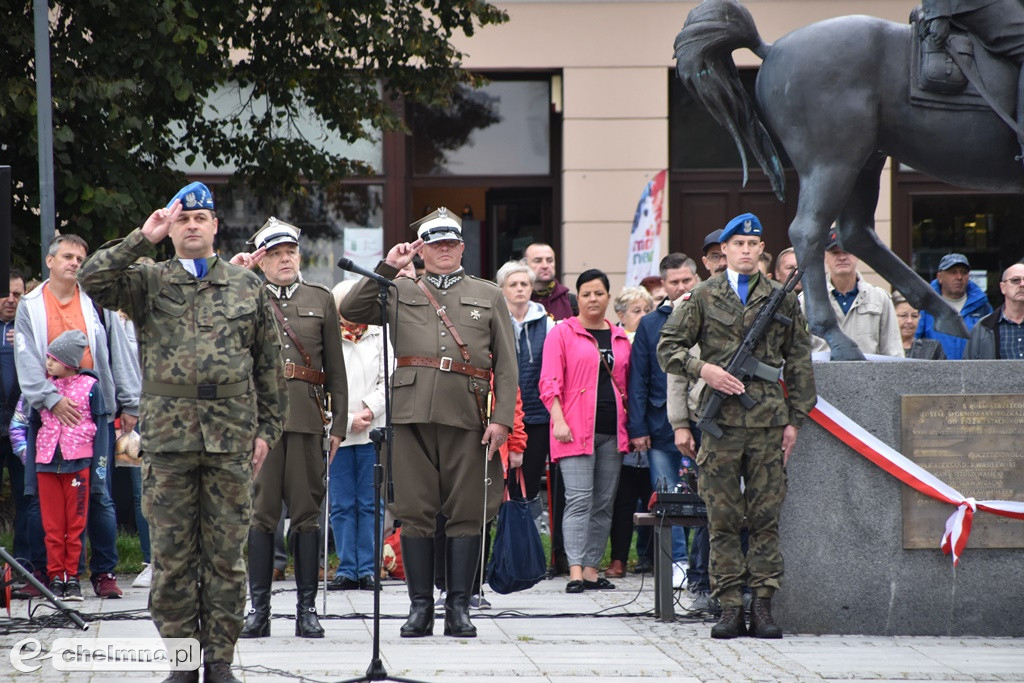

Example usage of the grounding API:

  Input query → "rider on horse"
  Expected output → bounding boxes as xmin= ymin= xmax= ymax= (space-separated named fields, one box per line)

xmin=923 ymin=0 xmax=1024 ymax=158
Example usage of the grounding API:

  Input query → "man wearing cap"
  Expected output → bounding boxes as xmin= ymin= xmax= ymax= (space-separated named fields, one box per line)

xmin=916 ymin=253 xmax=993 ymax=359
xmin=78 ymin=183 xmax=287 ymax=683
xmin=657 ymin=213 xmax=815 ymax=640
xmin=808 ymin=227 xmax=902 ymax=357
xmin=340 ymin=207 xmax=517 ymax=639
xmin=701 ymin=229 xmax=727 ymax=277
xmin=14 ymin=235 xmax=140 ymax=599
xmin=230 ymin=218 xmax=347 ymax=640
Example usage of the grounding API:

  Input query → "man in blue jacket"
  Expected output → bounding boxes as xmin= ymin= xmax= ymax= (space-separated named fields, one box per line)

xmin=916 ymin=253 xmax=993 ymax=359
xmin=627 ymin=252 xmax=700 ymax=590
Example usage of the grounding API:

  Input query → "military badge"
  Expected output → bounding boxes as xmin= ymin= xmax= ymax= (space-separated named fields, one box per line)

xmin=471 ymin=309 xmax=481 ymax=320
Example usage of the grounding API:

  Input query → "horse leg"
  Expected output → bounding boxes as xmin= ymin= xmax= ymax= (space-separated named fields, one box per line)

xmin=836 ymin=154 xmax=969 ymax=340
xmin=788 ymin=165 xmax=866 ymax=361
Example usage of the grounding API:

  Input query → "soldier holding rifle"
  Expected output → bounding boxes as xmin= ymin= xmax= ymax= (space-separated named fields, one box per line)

xmin=657 ymin=213 xmax=815 ymax=640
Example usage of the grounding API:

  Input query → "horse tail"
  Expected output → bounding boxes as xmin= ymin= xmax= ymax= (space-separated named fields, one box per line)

xmin=673 ymin=0 xmax=785 ymax=200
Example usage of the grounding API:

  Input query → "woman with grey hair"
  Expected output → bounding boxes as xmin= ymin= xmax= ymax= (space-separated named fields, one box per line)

xmin=613 ymin=286 xmax=654 ymax=342
xmin=892 ymin=291 xmax=945 ymax=360
xmin=498 ymin=259 xmax=554 ymax=506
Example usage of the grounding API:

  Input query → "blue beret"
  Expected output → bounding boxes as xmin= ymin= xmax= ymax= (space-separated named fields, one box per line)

xmin=719 ymin=213 xmax=762 ymax=243
xmin=167 ymin=182 xmax=215 ymax=211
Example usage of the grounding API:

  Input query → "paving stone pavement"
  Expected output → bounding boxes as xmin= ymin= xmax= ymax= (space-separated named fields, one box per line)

xmin=2 ymin=572 xmax=1021 ymax=682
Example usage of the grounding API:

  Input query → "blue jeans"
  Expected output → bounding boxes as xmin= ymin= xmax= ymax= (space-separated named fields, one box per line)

xmin=129 ymin=466 xmax=151 ymax=563
xmin=328 ymin=443 xmax=378 ymax=580
xmin=79 ymin=422 xmax=119 ymax=576
xmin=647 ymin=447 xmax=689 ymax=563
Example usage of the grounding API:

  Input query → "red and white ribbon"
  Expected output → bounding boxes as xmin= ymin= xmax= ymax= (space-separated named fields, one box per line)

xmin=809 ymin=395 xmax=1024 ymax=566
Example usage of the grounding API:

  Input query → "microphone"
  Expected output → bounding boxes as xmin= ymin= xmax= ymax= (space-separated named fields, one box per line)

xmin=337 ymin=257 xmax=397 ymax=288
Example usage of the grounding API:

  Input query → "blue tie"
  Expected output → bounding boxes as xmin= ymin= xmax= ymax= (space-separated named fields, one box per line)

xmin=194 ymin=258 xmax=208 ymax=279
xmin=737 ymin=273 xmax=749 ymax=305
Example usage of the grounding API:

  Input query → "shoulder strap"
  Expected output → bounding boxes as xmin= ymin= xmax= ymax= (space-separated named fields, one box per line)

xmin=415 ymin=279 xmax=472 ymax=364
xmin=268 ymin=297 xmax=314 ymax=368
xmin=414 ymin=278 xmax=489 ymax=427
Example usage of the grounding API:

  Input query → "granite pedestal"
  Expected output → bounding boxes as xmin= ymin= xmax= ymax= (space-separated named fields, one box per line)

xmin=775 ymin=360 xmax=1024 ymax=636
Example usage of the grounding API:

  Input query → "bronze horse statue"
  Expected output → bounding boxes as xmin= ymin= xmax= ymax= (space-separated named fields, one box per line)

xmin=674 ymin=0 xmax=1024 ymax=359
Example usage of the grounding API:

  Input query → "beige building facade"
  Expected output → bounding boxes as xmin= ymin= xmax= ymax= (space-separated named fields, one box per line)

xmin=450 ymin=0 xmax=922 ymax=292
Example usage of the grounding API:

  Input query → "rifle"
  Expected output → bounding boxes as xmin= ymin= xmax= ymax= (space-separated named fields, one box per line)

xmin=695 ymin=266 xmax=803 ymax=439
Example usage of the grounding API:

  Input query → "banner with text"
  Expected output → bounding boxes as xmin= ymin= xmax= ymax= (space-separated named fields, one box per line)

xmin=625 ymin=170 xmax=667 ymax=287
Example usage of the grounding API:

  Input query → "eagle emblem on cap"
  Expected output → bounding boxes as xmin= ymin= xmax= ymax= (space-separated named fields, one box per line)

xmin=743 ymin=219 xmax=752 ymax=233
xmin=185 ymin=192 xmax=198 ymax=208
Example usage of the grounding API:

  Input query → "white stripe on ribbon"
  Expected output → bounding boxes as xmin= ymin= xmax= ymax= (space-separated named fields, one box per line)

xmin=809 ymin=395 xmax=1024 ymax=566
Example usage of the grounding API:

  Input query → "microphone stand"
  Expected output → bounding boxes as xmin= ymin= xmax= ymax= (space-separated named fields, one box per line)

xmin=338 ymin=269 xmax=428 ymax=683
xmin=1 ymin=546 xmax=88 ymax=630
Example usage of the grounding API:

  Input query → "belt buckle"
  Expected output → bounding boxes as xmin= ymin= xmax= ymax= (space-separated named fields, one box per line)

xmin=283 ymin=362 xmax=296 ymax=379
xmin=197 ymin=384 xmax=217 ymax=400
xmin=439 ymin=357 xmax=453 ymax=372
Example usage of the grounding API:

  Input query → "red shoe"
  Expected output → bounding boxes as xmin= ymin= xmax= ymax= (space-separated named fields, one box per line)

xmin=12 ymin=571 xmax=48 ymax=599
xmin=604 ymin=560 xmax=626 ymax=579
xmin=91 ymin=572 xmax=123 ymax=598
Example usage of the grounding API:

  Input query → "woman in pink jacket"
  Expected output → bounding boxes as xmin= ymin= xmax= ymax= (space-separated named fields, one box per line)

xmin=539 ymin=269 xmax=631 ymax=594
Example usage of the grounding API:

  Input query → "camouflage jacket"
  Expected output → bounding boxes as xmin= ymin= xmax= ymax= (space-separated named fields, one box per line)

xmin=340 ymin=263 xmax=518 ymax=432
xmin=267 ymin=280 xmax=348 ymax=437
xmin=78 ymin=228 xmax=287 ymax=453
xmin=657 ymin=272 xmax=816 ymax=429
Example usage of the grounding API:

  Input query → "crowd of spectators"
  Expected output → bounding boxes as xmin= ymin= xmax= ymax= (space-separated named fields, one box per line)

xmin=2 ymin=225 xmax=1022 ymax=627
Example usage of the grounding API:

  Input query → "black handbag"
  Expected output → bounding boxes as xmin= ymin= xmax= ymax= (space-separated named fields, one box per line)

xmin=486 ymin=469 xmax=547 ymax=595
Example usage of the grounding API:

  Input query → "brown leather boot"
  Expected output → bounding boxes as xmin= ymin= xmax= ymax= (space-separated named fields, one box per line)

xmin=710 ymin=605 xmax=747 ymax=639
xmin=749 ymin=596 xmax=783 ymax=639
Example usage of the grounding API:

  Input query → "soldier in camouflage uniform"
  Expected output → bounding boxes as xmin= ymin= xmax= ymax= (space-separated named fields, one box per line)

xmin=657 ymin=213 xmax=815 ymax=640
xmin=230 ymin=218 xmax=347 ymax=639
xmin=340 ymin=207 xmax=517 ymax=639
xmin=78 ymin=182 xmax=287 ymax=683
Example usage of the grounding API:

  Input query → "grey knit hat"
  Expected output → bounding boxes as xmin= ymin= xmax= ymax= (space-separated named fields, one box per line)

xmin=48 ymin=329 xmax=88 ymax=370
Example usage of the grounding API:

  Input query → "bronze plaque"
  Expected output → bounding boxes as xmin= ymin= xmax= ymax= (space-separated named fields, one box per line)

xmin=901 ymin=394 xmax=1024 ymax=550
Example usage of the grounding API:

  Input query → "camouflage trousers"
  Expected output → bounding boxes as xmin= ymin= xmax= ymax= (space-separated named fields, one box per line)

xmin=142 ymin=450 xmax=252 ymax=664
xmin=696 ymin=425 xmax=787 ymax=608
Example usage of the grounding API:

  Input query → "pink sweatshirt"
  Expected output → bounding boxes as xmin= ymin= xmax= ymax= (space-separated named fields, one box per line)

xmin=539 ymin=317 xmax=631 ymax=461
xmin=36 ymin=374 xmax=98 ymax=464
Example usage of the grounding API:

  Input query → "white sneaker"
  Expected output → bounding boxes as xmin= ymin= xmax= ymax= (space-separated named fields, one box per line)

xmin=671 ymin=562 xmax=688 ymax=590
xmin=132 ymin=563 xmax=153 ymax=588
xmin=469 ymin=593 xmax=491 ymax=609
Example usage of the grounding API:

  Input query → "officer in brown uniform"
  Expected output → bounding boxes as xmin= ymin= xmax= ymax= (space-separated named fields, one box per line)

xmin=340 ymin=207 xmax=517 ymax=639
xmin=231 ymin=218 xmax=347 ymax=640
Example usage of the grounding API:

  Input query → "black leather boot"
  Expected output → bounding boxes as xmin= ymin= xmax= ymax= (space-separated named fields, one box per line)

xmin=239 ymin=530 xmax=274 ymax=638
xmin=749 ymin=596 xmax=783 ymax=639
xmin=710 ymin=604 xmax=748 ymax=639
xmin=293 ymin=529 xmax=325 ymax=638
xmin=400 ymin=534 xmax=435 ymax=637
xmin=203 ymin=662 xmax=241 ymax=683
xmin=443 ymin=535 xmax=480 ymax=637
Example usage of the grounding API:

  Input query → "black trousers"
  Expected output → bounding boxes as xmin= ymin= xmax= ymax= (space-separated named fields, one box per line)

xmin=609 ymin=464 xmax=654 ymax=564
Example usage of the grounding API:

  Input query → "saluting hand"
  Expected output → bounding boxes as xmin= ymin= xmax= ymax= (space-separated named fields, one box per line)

xmin=384 ymin=239 xmax=424 ymax=271
xmin=141 ymin=200 xmax=182 ymax=245
xmin=229 ymin=246 xmax=266 ymax=270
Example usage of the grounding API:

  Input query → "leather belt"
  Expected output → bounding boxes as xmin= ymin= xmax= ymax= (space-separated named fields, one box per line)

xmin=143 ymin=379 xmax=252 ymax=399
xmin=284 ymin=362 xmax=326 ymax=385
xmin=396 ymin=356 xmax=491 ymax=381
